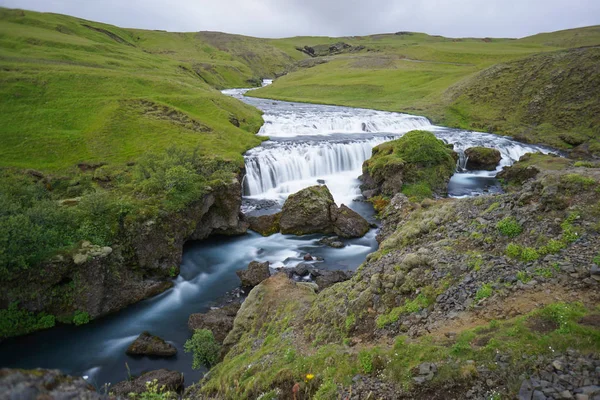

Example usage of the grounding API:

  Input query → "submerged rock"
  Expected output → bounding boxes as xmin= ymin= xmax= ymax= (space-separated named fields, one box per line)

xmin=188 ymin=303 xmax=241 ymax=343
xmin=236 ymin=261 xmax=271 ymax=289
xmin=111 ymin=369 xmax=184 ymax=396
xmin=465 ymin=146 xmax=502 ymax=170
xmin=279 ymin=185 xmax=370 ymax=238
xmin=126 ymin=331 xmax=177 ymax=357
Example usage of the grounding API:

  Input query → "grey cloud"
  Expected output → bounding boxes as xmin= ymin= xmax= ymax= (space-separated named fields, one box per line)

xmin=0 ymin=0 xmax=598 ymax=38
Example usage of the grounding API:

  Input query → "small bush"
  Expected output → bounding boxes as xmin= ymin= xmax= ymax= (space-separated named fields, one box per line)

xmin=73 ymin=310 xmax=90 ymax=325
xmin=505 ymin=243 xmax=522 ymax=259
xmin=517 ymin=271 xmax=531 ymax=283
xmin=0 ymin=302 xmax=55 ymax=338
xmin=574 ymin=161 xmax=596 ymax=168
xmin=539 ymin=239 xmax=566 ymax=255
xmin=358 ymin=351 xmax=373 ymax=374
xmin=184 ymin=329 xmax=221 ymax=369
xmin=520 ymin=247 xmax=539 ymax=262
xmin=475 ymin=283 xmax=493 ymax=301
xmin=496 ymin=217 xmax=523 ymax=238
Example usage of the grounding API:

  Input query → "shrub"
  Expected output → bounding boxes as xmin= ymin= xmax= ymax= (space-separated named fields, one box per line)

xmin=517 ymin=271 xmax=531 ymax=283
xmin=475 ymin=283 xmax=493 ymax=301
xmin=73 ymin=310 xmax=90 ymax=325
xmin=0 ymin=302 xmax=55 ymax=338
xmin=520 ymin=247 xmax=540 ymax=262
xmin=496 ymin=217 xmax=523 ymax=238
xmin=505 ymin=243 xmax=522 ymax=259
xmin=358 ymin=351 xmax=373 ymax=374
xmin=184 ymin=329 xmax=221 ymax=369
xmin=539 ymin=239 xmax=566 ymax=255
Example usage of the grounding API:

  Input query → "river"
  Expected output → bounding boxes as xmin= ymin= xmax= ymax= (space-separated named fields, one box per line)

xmin=0 ymin=82 xmax=551 ymax=389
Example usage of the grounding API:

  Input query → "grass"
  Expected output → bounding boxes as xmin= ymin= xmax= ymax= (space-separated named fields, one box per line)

xmin=250 ymin=28 xmax=600 ymax=155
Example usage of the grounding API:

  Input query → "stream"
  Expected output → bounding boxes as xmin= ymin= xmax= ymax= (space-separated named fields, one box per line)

xmin=0 ymin=81 xmax=552 ymax=389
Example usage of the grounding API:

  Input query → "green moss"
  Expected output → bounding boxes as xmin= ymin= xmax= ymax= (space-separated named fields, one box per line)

xmin=474 ymin=283 xmax=493 ymax=301
xmin=364 ymin=130 xmax=456 ymax=199
xmin=72 ymin=310 xmax=90 ymax=326
xmin=496 ymin=217 xmax=523 ymax=238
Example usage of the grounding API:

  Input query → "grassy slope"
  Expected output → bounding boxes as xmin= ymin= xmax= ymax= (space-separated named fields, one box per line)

xmin=0 ymin=8 xmax=304 ymax=172
xmin=250 ymin=27 xmax=600 ymax=155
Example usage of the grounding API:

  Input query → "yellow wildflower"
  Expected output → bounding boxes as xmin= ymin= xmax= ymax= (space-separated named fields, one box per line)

xmin=305 ymin=373 xmax=315 ymax=381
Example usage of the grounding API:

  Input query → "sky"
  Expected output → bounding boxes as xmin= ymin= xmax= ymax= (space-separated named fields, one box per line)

xmin=1 ymin=0 xmax=599 ymax=39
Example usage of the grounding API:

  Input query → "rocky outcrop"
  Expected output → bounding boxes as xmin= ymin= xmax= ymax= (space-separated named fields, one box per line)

xmin=236 ymin=261 xmax=271 ymax=289
xmin=0 ymin=177 xmax=248 ymax=334
xmin=111 ymin=369 xmax=184 ymax=396
xmin=288 ymin=263 xmax=354 ymax=290
xmin=126 ymin=332 xmax=177 ymax=357
xmin=188 ymin=303 xmax=241 ymax=343
xmin=247 ymin=212 xmax=281 ymax=236
xmin=360 ymin=130 xmax=457 ymax=199
xmin=0 ymin=368 xmax=109 ymax=400
xmin=295 ymin=42 xmax=365 ymax=57
xmin=279 ymin=185 xmax=370 ymax=238
xmin=464 ymin=146 xmax=502 ymax=170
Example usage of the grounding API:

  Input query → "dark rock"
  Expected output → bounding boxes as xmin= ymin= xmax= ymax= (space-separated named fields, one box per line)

xmin=304 ymin=253 xmax=314 ymax=261
xmin=111 ymin=369 xmax=183 ymax=396
xmin=465 ymin=147 xmax=502 ymax=170
xmin=331 ymin=204 xmax=370 ymax=238
xmin=126 ymin=332 xmax=177 ymax=357
xmin=236 ymin=261 xmax=271 ymax=289
xmin=314 ymin=270 xmax=353 ymax=289
xmin=318 ymin=236 xmax=346 ymax=248
xmin=519 ymin=379 xmax=534 ymax=400
xmin=0 ymin=368 xmax=106 ymax=399
xmin=247 ymin=212 xmax=281 ymax=236
xmin=188 ymin=303 xmax=241 ymax=343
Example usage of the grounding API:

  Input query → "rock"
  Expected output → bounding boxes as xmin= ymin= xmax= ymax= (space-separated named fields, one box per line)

xmin=590 ymin=264 xmax=600 ymax=276
xmin=331 ymin=204 xmax=370 ymax=238
xmin=126 ymin=332 xmax=177 ymax=357
xmin=279 ymin=185 xmax=370 ymax=238
xmin=318 ymin=236 xmax=345 ymax=248
xmin=280 ymin=185 xmax=336 ymax=235
xmin=0 ymin=368 xmax=107 ymax=399
xmin=519 ymin=379 xmax=534 ymax=400
xmin=360 ymin=130 xmax=457 ymax=198
xmin=188 ymin=303 xmax=241 ymax=343
xmin=236 ymin=261 xmax=271 ymax=289
xmin=297 ymin=282 xmax=319 ymax=293
xmin=465 ymin=147 xmax=502 ymax=170
xmin=304 ymin=253 xmax=314 ymax=261
xmin=553 ymin=360 xmax=564 ymax=371
xmin=247 ymin=212 xmax=281 ymax=236
xmin=111 ymin=369 xmax=183 ymax=396
xmin=314 ymin=270 xmax=353 ymax=289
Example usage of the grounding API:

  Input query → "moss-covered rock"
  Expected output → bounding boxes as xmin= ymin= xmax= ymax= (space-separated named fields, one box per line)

xmin=126 ymin=331 xmax=177 ymax=357
xmin=464 ymin=147 xmax=502 ymax=170
xmin=279 ymin=185 xmax=370 ymax=238
xmin=247 ymin=212 xmax=281 ymax=236
xmin=360 ymin=130 xmax=457 ymax=200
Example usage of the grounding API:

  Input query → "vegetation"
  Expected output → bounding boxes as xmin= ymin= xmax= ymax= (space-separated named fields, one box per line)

xmin=252 ymin=29 xmax=600 ymax=156
xmin=0 ymin=302 xmax=55 ymax=339
xmin=185 ymin=329 xmax=222 ymax=369
xmin=496 ymin=216 xmax=523 ymax=238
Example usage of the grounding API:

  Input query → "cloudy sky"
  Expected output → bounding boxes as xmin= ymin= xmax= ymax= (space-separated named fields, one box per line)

xmin=1 ymin=0 xmax=599 ymax=38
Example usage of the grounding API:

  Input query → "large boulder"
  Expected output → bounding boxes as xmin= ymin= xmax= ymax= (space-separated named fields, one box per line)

xmin=280 ymin=185 xmax=336 ymax=235
xmin=126 ymin=331 xmax=177 ymax=357
xmin=464 ymin=147 xmax=502 ymax=170
xmin=236 ymin=261 xmax=271 ymax=289
xmin=360 ymin=130 xmax=457 ymax=199
xmin=188 ymin=302 xmax=241 ymax=343
xmin=0 ymin=368 xmax=106 ymax=400
xmin=331 ymin=204 xmax=370 ymax=238
xmin=247 ymin=212 xmax=281 ymax=236
xmin=288 ymin=263 xmax=354 ymax=290
xmin=279 ymin=185 xmax=370 ymax=238
xmin=111 ymin=369 xmax=184 ymax=396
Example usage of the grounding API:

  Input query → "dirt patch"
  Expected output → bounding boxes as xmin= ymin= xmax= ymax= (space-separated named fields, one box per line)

xmin=579 ymin=314 xmax=600 ymax=328
xmin=82 ymin=24 xmax=134 ymax=46
xmin=125 ymin=100 xmax=212 ymax=133
xmin=472 ymin=334 xmax=492 ymax=347
xmin=525 ymin=316 xmax=559 ymax=334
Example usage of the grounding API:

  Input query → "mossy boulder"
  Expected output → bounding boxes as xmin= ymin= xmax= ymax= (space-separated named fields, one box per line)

xmin=247 ymin=212 xmax=281 ymax=236
xmin=236 ymin=261 xmax=271 ymax=289
xmin=188 ymin=303 xmax=241 ymax=343
xmin=360 ymin=130 xmax=457 ymax=200
xmin=112 ymin=369 xmax=184 ymax=396
xmin=464 ymin=147 xmax=502 ymax=170
xmin=279 ymin=185 xmax=370 ymax=238
xmin=126 ymin=331 xmax=177 ymax=357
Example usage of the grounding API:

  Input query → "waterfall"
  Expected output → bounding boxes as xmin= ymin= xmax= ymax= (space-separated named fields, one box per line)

xmin=259 ymin=109 xmax=431 ymax=137
xmin=244 ymin=138 xmax=391 ymax=196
